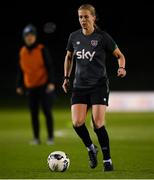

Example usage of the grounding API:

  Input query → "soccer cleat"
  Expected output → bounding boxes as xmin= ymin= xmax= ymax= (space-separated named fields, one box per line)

xmin=29 ymin=138 xmax=40 ymax=145
xmin=47 ymin=138 xmax=54 ymax=145
xmin=88 ymin=145 xmax=98 ymax=169
xmin=103 ymin=159 xmax=114 ymax=171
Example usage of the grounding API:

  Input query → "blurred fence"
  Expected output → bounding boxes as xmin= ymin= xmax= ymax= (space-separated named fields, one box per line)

xmin=108 ymin=92 xmax=154 ymax=112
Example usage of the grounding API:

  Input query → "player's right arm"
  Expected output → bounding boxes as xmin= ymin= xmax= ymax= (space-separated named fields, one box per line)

xmin=62 ymin=50 xmax=74 ymax=93
xmin=16 ymin=57 xmax=24 ymax=95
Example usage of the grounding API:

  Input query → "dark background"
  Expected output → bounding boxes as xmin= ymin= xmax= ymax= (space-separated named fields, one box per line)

xmin=0 ymin=0 xmax=154 ymax=101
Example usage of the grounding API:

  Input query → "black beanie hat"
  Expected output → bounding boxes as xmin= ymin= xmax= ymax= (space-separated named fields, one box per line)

xmin=22 ymin=24 xmax=37 ymax=37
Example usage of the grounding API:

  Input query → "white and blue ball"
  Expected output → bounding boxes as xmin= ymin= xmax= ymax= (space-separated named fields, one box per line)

xmin=47 ymin=151 xmax=70 ymax=172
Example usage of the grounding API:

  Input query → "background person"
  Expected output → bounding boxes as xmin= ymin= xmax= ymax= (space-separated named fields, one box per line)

xmin=16 ymin=24 xmax=55 ymax=145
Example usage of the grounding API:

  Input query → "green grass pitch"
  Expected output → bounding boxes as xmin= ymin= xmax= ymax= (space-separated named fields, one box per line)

xmin=0 ymin=107 xmax=154 ymax=179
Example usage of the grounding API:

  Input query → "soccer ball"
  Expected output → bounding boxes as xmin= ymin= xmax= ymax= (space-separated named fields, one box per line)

xmin=47 ymin=151 xmax=70 ymax=172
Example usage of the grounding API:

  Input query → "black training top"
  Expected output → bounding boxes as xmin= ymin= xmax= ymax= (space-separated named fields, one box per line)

xmin=66 ymin=29 xmax=118 ymax=89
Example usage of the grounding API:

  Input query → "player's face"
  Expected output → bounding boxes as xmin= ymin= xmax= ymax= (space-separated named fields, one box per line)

xmin=24 ymin=34 xmax=36 ymax=46
xmin=78 ymin=10 xmax=96 ymax=30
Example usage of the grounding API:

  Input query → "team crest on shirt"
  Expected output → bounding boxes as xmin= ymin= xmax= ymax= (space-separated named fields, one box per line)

xmin=91 ymin=40 xmax=98 ymax=47
xmin=76 ymin=41 xmax=80 ymax=45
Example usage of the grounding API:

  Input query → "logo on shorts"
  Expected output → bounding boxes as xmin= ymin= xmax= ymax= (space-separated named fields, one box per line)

xmin=104 ymin=98 xmax=107 ymax=102
xmin=76 ymin=41 xmax=80 ymax=45
xmin=91 ymin=40 xmax=98 ymax=47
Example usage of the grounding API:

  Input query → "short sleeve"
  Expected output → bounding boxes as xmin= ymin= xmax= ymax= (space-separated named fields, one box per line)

xmin=66 ymin=34 xmax=74 ymax=52
xmin=103 ymin=32 xmax=118 ymax=52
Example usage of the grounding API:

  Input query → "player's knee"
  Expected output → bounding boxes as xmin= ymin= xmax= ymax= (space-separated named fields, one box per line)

xmin=72 ymin=118 xmax=85 ymax=127
xmin=93 ymin=119 xmax=105 ymax=129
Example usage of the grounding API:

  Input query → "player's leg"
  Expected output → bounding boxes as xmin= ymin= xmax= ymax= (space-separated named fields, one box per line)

xmin=41 ymin=88 xmax=54 ymax=145
xmin=72 ymin=104 xmax=89 ymax=144
xmin=72 ymin=104 xmax=98 ymax=168
xmin=92 ymin=105 xmax=113 ymax=171
xmin=27 ymin=89 xmax=40 ymax=144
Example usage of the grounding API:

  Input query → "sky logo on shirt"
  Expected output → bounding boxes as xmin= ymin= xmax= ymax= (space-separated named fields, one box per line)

xmin=76 ymin=49 xmax=96 ymax=61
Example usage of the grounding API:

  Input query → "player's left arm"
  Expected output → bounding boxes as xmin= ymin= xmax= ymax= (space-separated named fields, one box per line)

xmin=113 ymin=47 xmax=126 ymax=78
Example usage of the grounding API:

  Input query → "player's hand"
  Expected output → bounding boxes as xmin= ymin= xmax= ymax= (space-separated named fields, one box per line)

xmin=16 ymin=88 xmax=24 ymax=95
xmin=62 ymin=79 xmax=69 ymax=93
xmin=46 ymin=83 xmax=55 ymax=93
xmin=117 ymin=67 xmax=126 ymax=78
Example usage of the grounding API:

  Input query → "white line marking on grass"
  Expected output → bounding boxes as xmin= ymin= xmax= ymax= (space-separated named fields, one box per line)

xmin=55 ymin=130 xmax=66 ymax=137
xmin=55 ymin=129 xmax=76 ymax=138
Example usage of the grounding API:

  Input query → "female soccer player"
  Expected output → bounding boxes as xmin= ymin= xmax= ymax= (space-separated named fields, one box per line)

xmin=62 ymin=4 xmax=126 ymax=171
xmin=16 ymin=24 xmax=55 ymax=145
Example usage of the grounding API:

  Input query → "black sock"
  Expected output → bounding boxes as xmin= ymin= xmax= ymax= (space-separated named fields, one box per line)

xmin=94 ymin=126 xmax=111 ymax=160
xmin=73 ymin=124 xmax=93 ymax=147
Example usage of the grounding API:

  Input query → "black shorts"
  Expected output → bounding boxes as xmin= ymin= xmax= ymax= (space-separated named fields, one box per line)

xmin=71 ymin=84 xmax=109 ymax=106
